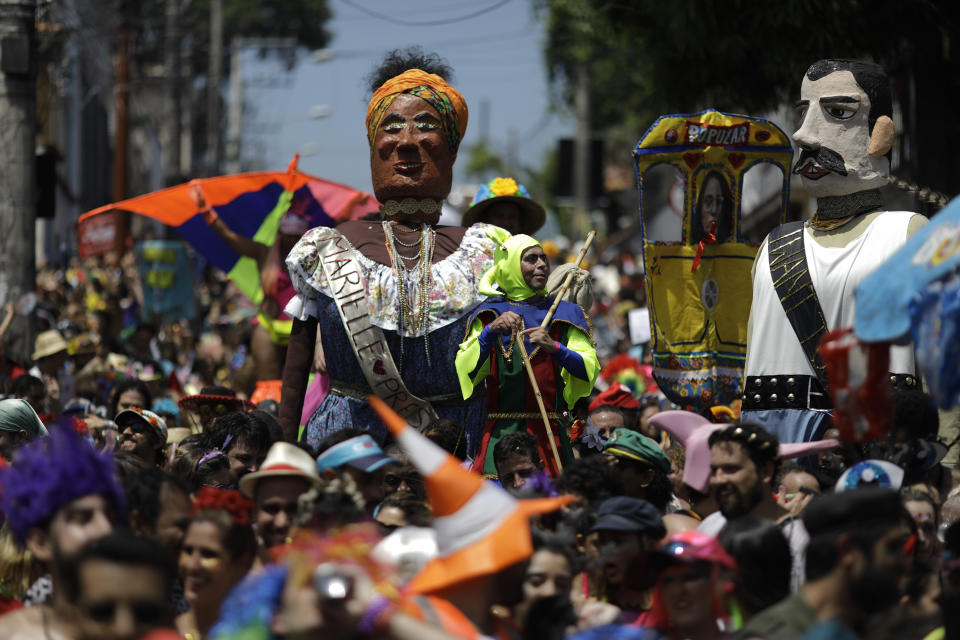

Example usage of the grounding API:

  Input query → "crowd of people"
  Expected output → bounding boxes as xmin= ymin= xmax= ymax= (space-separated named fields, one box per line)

xmin=0 ymin=48 xmax=955 ymax=640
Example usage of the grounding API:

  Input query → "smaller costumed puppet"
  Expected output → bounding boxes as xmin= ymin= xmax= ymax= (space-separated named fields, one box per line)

xmin=456 ymin=235 xmax=599 ymax=477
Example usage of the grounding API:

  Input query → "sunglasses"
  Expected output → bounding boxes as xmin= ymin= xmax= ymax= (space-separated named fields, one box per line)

xmin=122 ymin=422 xmax=152 ymax=435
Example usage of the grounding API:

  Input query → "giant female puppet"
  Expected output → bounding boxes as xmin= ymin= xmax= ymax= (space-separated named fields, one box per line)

xmin=743 ymin=59 xmax=927 ymax=443
xmin=455 ymin=235 xmax=599 ymax=476
xmin=278 ymin=52 xmax=504 ymax=450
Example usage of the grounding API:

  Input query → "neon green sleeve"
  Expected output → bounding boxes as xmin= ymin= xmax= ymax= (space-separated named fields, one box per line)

xmin=560 ymin=326 xmax=600 ymax=407
xmin=455 ymin=317 xmax=492 ymax=400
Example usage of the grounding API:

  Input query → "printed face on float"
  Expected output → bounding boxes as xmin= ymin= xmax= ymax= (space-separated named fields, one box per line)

xmin=792 ymin=70 xmax=889 ymax=197
xmin=700 ymin=176 xmax=724 ymax=235
xmin=370 ymin=93 xmax=454 ymax=210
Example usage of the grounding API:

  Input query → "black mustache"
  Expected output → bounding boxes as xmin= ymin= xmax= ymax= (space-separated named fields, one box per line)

xmin=794 ymin=146 xmax=848 ymax=176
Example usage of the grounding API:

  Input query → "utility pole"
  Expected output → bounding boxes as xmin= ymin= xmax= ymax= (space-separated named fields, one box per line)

xmin=164 ymin=0 xmax=181 ymax=184
xmin=573 ymin=62 xmax=591 ymax=237
xmin=225 ymin=36 xmax=243 ymax=174
xmin=112 ymin=23 xmax=130 ymax=256
xmin=206 ymin=0 xmax=223 ymax=175
xmin=0 ymin=0 xmax=37 ymax=360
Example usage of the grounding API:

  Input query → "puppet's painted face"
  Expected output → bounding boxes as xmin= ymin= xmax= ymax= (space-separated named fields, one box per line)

xmin=370 ymin=93 xmax=454 ymax=211
xmin=792 ymin=70 xmax=889 ymax=197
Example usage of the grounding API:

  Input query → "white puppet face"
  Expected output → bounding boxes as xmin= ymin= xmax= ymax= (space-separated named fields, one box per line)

xmin=792 ymin=70 xmax=890 ymax=197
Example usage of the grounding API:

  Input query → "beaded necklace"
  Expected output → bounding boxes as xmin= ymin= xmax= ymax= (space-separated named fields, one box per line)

xmin=383 ymin=221 xmax=435 ymax=366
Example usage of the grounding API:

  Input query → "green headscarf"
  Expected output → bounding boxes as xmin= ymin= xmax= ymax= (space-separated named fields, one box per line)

xmin=478 ymin=234 xmax=545 ymax=301
xmin=0 ymin=398 xmax=48 ymax=438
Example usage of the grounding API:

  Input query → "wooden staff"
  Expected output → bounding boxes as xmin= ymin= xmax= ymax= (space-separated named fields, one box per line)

xmin=515 ymin=230 xmax=597 ymax=473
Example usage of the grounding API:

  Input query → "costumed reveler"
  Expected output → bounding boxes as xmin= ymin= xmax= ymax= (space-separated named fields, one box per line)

xmin=278 ymin=51 xmax=504 ymax=451
xmin=191 ymin=184 xmax=310 ymax=403
xmin=455 ymin=234 xmax=599 ymax=477
xmin=743 ymin=59 xmax=927 ymax=443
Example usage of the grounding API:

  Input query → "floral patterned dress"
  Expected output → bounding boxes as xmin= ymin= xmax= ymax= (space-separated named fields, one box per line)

xmin=285 ymin=223 xmax=499 ymax=452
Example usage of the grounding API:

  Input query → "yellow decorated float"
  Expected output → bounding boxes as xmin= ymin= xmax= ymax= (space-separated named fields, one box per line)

xmin=634 ymin=110 xmax=793 ymax=410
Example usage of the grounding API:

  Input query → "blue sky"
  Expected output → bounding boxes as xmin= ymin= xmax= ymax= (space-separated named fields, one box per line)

xmin=242 ymin=0 xmax=573 ymax=197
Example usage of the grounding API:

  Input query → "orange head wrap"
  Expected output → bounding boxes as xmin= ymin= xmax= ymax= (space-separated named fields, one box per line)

xmin=365 ymin=68 xmax=468 ymax=152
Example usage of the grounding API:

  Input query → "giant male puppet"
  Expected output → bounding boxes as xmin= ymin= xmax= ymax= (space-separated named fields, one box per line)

xmin=743 ymin=59 xmax=927 ymax=443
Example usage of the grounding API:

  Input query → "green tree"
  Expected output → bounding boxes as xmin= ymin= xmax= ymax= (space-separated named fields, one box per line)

xmin=184 ymin=0 xmax=331 ymax=67
xmin=535 ymin=0 xmax=960 ymax=198
xmin=463 ymin=140 xmax=510 ymax=181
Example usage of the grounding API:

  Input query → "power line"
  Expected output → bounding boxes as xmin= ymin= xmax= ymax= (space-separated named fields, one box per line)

xmin=339 ymin=0 xmax=512 ymax=27
xmin=327 ymin=28 xmax=532 ymax=59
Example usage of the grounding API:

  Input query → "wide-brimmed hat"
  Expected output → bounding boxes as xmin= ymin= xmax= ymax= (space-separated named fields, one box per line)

xmin=461 ymin=177 xmax=546 ymax=235
xmin=115 ymin=407 xmax=168 ymax=444
xmin=32 ymin=330 xmax=69 ymax=360
xmin=177 ymin=386 xmax=248 ymax=414
xmin=368 ymin=395 xmax=572 ymax=594
xmin=650 ymin=410 xmax=839 ymax=493
xmin=240 ymin=441 xmax=320 ymax=498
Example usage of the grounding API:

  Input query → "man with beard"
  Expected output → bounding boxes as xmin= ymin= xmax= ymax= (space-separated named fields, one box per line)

xmin=742 ymin=488 xmax=911 ymax=639
xmin=115 ymin=407 xmax=167 ymax=466
xmin=743 ymin=59 xmax=927 ymax=444
xmin=698 ymin=423 xmax=809 ymax=591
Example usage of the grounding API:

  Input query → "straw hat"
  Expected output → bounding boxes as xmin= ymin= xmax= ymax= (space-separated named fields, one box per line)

xmin=32 ymin=330 xmax=69 ymax=360
xmin=239 ymin=442 xmax=320 ymax=498
xmin=368 ymin=395 xmax=572 ymax=594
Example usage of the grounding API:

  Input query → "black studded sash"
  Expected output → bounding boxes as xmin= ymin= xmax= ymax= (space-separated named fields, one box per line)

xmin=767 ymin=222 xmax=829 ymax=387
xmin=742 ymin=373 xmax=920 ymax=411
xmin=742 ymin=375 xmax=830 ymax=410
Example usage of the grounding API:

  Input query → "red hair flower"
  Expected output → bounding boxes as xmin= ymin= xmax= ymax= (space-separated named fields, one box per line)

xmin=191 ymin=486 xmax=252 ymax=526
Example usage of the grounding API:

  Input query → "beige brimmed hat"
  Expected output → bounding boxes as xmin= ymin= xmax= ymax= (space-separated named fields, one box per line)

xmin=32 ymin=330 xmax=69 ymax=360
xmin=239 ymin=441 xmax=320 ymax=498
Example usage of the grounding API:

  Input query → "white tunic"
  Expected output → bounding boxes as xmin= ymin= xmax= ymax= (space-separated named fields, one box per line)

xmin=746 ymin=211 xmax=919 ymax=379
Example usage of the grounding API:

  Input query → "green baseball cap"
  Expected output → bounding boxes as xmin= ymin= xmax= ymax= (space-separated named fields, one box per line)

xmin=603 ymin=428 xmax=671 ymax=474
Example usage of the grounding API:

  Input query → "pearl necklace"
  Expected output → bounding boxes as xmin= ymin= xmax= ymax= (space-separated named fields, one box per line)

xmin=383 ymin=221 xmax=435 ymax=366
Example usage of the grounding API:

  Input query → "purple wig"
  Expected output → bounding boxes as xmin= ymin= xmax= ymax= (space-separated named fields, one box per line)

xmin=0 ymin=425 xmax=126 ymax=545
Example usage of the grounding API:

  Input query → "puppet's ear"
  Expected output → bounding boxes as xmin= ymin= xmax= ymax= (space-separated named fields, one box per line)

xmin=868 ymin=115 xmax=895 ymax=157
